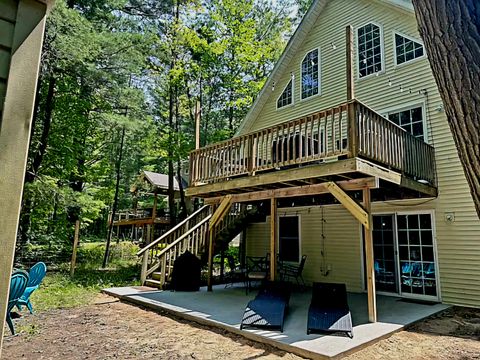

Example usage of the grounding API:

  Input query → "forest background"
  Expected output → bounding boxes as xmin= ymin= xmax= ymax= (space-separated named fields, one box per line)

xmin=17 ymin=0 xmax=315 ymax=266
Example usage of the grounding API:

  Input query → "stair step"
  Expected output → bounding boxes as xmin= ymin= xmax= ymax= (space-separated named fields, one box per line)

xmin=145 ymin=279 xmax=162 ymax=288
xmin=151 ymin=272 xmax=162 ymax=280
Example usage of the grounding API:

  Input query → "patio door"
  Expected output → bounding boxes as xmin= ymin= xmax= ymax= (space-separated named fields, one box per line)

xmin=372 ymin=215 xmax=398 ymax=293
xmin=368 ymin=212 xmax=439 ymax=300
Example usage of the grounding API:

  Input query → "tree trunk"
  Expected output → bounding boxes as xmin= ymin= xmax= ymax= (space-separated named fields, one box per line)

xmin=412 ymin=0 xmax=480 ymax=218
xmin=103 ymin=126 xmax=126 ymax=268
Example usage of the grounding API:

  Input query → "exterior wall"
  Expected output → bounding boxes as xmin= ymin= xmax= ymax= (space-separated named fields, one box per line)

xmin=0 ymin=0 xmax=49 ymax=352
xmin=0 ymin=0 xmax=18 ymax=118
xmin=246 ymin=205 xmax=363 ymax=293
xmin=242 ymin=0 xmax=480 ymax=307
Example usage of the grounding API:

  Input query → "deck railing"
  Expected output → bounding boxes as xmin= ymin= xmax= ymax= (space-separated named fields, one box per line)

xmin=189 ymin=100 xmax=436 ymax=187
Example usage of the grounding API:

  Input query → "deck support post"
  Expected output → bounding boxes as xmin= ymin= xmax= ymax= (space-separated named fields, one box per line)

xmin=363 ymin=188 xmax=377 ymax=322
xmin=207 ymin=227 xmax=215 ymax=291
xmin=270 ymin=197 xmax=277 ymax=280
xmin=207 ymin=203 xmax=218 ymax=292
xmin=346 ymin=25 xmax=358 ymax=158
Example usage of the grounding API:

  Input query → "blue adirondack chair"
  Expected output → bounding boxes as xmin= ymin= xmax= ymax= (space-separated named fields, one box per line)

xmin=16 ymin=262 xmax=47 ymax=314
xmin=6 ymin=270 xmax=29 ymax=335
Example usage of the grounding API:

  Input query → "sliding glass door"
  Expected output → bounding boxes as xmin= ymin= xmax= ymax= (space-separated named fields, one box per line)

xmin=397 ymin=213 xmax=437 ymax=297
xmin=370 ymin=212 xmax=438 ymax=300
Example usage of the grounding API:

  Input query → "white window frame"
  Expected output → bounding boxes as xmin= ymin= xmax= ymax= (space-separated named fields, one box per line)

xmin=395 ymin=210 xmax=440 ymax=301
xmin=393 ymin=31 xmax=426 ymax=67
xmin=277 ymin=214 xmax=302 ymax=263
xmin=366 ymin=210 xmax=440 ymax=301
xmin=299 ymin=47 xmax=321 ymax=101
xmin=381 ymin=101 xmax=429 ymax=143
xmin=276 ymin=77 xmax=294 ymax=110
xmin=356 ymin=22 xmax=385 ymax=80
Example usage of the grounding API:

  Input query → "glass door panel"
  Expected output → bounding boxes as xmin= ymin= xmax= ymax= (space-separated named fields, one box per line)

xmin=398 ymin=213 xmax=437 ymax=298
xmin=372 ymin=215 xmax=397 ymax=293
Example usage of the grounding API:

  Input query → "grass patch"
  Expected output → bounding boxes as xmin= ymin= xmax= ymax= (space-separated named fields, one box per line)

xmin=25 ymin=242 xmax=141 ymax=312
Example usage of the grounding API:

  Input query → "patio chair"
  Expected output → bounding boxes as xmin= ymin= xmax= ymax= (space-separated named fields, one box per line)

xmin=6 ymin=270 xmax=29 ymax=335
xmin=245 ymin=254 xmax=269 ymax=294
xmin=279 ymin=255 xmax=307 ymax=287
xmin=307 ymin=282 xmax=353 ymax=338
xmin=240 ymin=281 xmax=291 ymax=332
xmin=16 ymin=261 xmax=47 ymax=314
xmin=224 ymin=255 xmax=246 ymax=288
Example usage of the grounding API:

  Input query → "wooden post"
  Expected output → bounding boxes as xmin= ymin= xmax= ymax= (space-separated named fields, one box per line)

xmin=70 ymin=220 xmax=80 ymax=277
xmin=207 ymin=227 xmax=215 ymax=291
xmin=346 ymin=25 xmax=358 ymax=158
xmin=363 ymin=188 xmax=377 ymax=322
xmin=140 ymin=251 xmax=148 ymax=284
xmin=152 ymin=192 xmax=157 ymax=243
xmin=195 ymin=100 xmax=201 ymax=149
xmin=270 ymin=198 xmax=277 ymax=280
xmin=0 ymin=1 xmax=49 ymax=354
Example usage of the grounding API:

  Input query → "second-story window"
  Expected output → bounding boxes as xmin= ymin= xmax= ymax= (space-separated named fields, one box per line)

xmin=387 ymin=106 xmax=425 ymax=140
xmin=395 ymin=33 xmax=424 ymax=65
xmin=301 ymin=49 xmax=319 ymax=99
xmin=277 ymin=79 xmax=293 ymax=109
xmin=358 ymin=23 xmax=383 ymax=77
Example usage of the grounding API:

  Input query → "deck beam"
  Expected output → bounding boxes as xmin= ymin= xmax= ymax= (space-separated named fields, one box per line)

xmin=187 ymin=157 xmax=436 ymax=199
xmin=205 ymin=177 xmax=378 ymax=204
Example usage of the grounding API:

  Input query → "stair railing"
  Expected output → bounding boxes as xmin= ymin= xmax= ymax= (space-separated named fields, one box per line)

xmin=137 ymin=205 xmax=211 ymax=284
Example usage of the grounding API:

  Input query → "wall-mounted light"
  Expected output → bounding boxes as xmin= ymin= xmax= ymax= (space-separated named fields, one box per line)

xmin=330 ymin=42 xmax=336 ymax=50
xmin=272 ymin=81 xmax=275 ymax=91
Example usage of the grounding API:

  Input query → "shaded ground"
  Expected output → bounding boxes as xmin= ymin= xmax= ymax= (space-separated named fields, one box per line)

xmin=3 ymin=295 xmax=480 ymax=360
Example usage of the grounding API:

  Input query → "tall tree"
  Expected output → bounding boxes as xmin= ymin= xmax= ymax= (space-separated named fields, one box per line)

xmin=412 ymin=0 xmax=480 ymax=218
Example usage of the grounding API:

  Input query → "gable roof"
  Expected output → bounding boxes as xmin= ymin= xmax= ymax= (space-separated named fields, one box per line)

xmin=236 ymin=0 xmax=414 ymax=135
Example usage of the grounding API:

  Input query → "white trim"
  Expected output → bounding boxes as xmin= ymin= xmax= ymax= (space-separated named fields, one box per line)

xmin=392 ymin=31 xmax=426 ymax=68
xmin=275 ymin=77 xmax=295 ymax=110
xmin=277 ymin=214 xmax=302 ymax=263
xmin=367 ymin=210 xmax=440 ymax=302
xmin=299 ymin=47 xmax=321 ymax=101
xmin=356 ymin=22 xmax=386 ymax=81
xmin=395 ymin=210 xmax=440 ymax=302
xmin=379 ymin=100 xmax=429 ymax=143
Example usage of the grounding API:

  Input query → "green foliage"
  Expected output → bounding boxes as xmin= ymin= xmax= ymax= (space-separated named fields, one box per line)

xmin=20 ymin=0 xmax=306 ymax=263
xmin=26 ymin=242 xmax=141 ymax=312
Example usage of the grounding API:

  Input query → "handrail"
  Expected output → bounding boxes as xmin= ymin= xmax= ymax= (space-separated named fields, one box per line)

xmin=137 ymin=205 xmax=210 ymax=256
xmin=154 ymin=214 xmax=212 ymax=260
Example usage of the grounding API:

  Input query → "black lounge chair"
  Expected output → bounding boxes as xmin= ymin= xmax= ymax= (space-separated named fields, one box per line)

xmin=240 ymin=281 xmax=290 ymax=332
xmin=307 ymin=282 xmax=353 ymax=338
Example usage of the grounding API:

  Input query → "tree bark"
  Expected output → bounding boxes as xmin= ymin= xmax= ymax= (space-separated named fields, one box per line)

xmin=412 ymin=0 xmax=480 ymax=218
xmin=103 ymin=126 xmax=126 ymax=268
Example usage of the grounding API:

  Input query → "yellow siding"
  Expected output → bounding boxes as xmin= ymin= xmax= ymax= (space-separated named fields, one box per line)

xmin=242 ymin=0 xmax=480 ymax=307
xmin=246 ymin=205 xmax=363 ymax=293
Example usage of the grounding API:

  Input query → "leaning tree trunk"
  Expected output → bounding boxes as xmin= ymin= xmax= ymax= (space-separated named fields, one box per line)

xmin=412 ymin=0 xmax=480 ymax=218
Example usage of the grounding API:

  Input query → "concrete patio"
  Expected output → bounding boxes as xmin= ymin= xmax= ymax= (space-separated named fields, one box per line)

xmin=104 ymin=284 xmax=448 ymax=359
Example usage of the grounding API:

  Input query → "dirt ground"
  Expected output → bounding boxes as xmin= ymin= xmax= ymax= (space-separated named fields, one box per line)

xmin=3 ymin=295 xmax=480 ymax=360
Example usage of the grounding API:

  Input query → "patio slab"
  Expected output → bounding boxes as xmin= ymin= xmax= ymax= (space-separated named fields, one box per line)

xmin=103 ymin=284 xmax=449 ymax=359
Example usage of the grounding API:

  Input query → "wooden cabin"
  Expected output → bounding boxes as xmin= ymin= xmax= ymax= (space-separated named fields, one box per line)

xmin=138 ymin=0 xmax=480 ymax=321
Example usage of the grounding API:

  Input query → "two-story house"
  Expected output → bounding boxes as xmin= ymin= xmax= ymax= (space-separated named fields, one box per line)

xmin=139 ymin=0 xmax=480 ymax=321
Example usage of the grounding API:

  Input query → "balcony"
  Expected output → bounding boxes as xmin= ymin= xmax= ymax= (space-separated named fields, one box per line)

xmin=186 ymin=100 xmax=437 ymax=199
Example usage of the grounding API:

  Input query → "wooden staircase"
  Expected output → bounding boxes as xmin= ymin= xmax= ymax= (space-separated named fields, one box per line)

xmin=137 ymin=201 xmax=264 ymax=289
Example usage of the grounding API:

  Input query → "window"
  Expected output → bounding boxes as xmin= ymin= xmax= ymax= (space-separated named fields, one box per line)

xmin=395 ymin=33 xmax=424 ymax=65
xmin=277 ymin=79 xmax=293 ymax=108
xmin=357 ymin=23 xmax=383 ymax=77
xmin=387 ymin=106 xmax=425 ymax=140
xmin=278 ymin=216 xmax=300 ymax=262
xmin=301 ymin=49 xmax=319 ymax=99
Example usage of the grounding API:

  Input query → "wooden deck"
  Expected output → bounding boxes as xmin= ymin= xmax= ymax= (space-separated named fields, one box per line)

xmin=187 ymin=100 xmax=437 ymax=199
